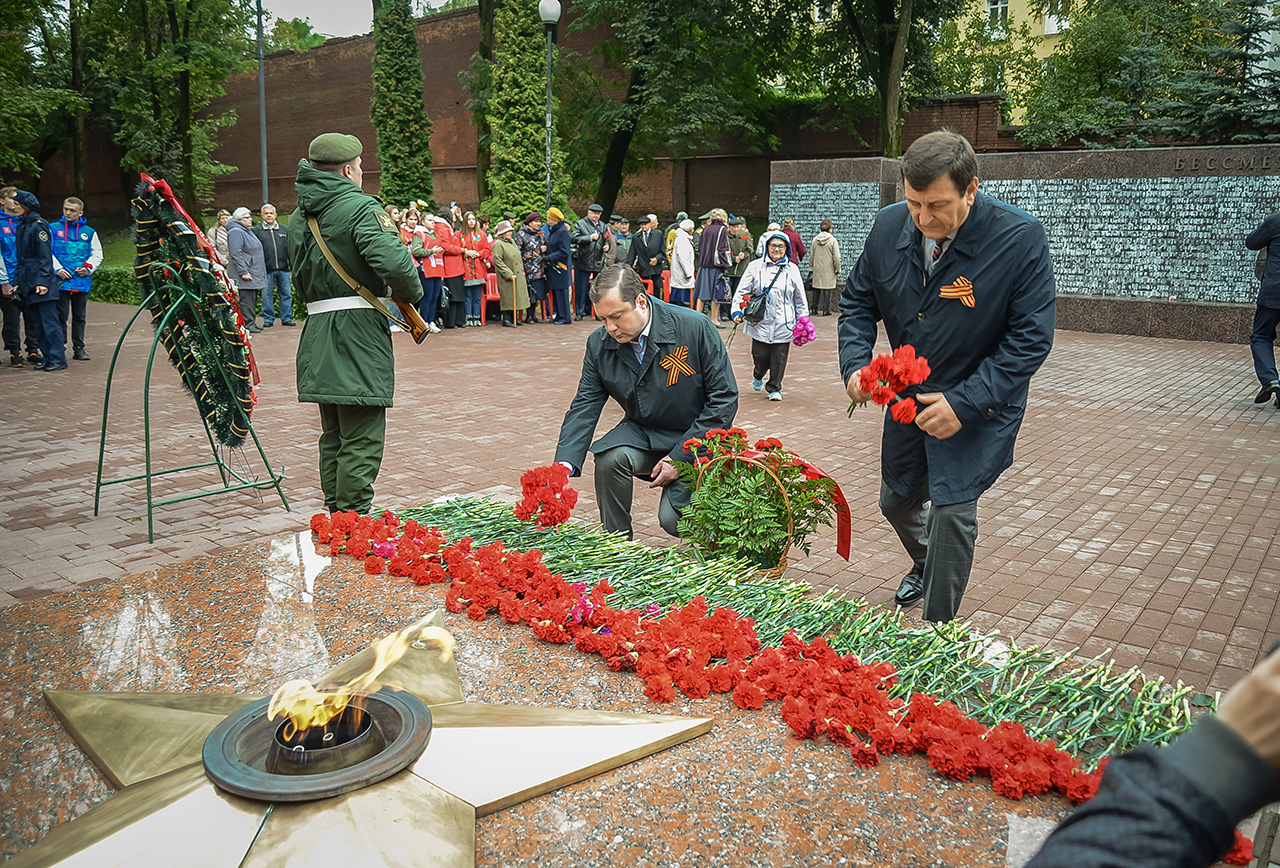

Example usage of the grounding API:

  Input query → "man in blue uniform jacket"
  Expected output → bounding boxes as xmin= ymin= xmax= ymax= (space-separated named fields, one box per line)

xmin=556 ymin=264 xmax=738 ymax=539
xmin=838 ymin=130 xmax=1056 ymax=622
xmin=13 ymin=190 xmax=68 ymax=372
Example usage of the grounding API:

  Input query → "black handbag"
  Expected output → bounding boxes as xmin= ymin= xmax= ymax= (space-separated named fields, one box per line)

xmin=713 ymin=274 xmax=731 ymax=303
xmin=743 ymin=265 xmax=785 ymax=324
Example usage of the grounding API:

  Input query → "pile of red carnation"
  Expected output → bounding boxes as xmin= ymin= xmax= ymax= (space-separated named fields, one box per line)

xmin=514 ymin=464 xmax=579 ymax=527
xmin=306 ymin=508 xmax=1256 ymax=861
xmin=852 ymin=344 xmax=931 ymax=424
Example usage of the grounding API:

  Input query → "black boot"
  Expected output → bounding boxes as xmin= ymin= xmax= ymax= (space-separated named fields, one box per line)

xmin=502 ymin=311 xmax=517 ymax=328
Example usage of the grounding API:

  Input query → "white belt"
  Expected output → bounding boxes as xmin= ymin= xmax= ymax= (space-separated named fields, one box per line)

xmin=306 ymin=296 xmax=375 ymax=315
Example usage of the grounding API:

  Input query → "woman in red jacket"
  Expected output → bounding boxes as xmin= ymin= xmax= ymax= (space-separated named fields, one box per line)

xmin=460 ymin=210 xmax=492 ymax=327
xmin=432 ymin=213 xmax=466 ymax=329
xmin=404 ymin=209 xmax=443 ymax=333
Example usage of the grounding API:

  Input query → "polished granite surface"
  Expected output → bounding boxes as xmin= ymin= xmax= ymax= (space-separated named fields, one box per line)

xmin=0 ymin=531 xmax=1076 ymax=867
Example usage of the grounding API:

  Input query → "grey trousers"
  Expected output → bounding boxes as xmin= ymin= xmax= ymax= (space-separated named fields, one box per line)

xmin=593 ymin=445 xmax=690 ymax=539
xmin=879 ymin=478 xmax=978 ymax=622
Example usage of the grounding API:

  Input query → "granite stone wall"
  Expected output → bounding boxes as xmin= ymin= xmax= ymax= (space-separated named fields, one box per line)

xmin=770 ymin=146 xmax=1280 ymax=341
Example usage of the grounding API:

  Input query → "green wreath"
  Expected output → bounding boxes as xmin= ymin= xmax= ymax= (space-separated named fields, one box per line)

xmin=130 ymin=176 xmax=254 ymax=447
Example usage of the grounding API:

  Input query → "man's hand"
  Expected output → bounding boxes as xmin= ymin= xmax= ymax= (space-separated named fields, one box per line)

xmin=915 ymin=393 xmax=962 ymax=439
xmin=36 ymin=285 xmax=48 ymax=296
xmin=1 ymin=284 xmax=12 ymax=297
xmin=649 ymin=257 xmax=657 ymax=266
xmin=57 ymin=269 xmax=72 ymax=280
xmin=241 ymin=273 xmax=251 ymax=281
xmin=648 ymin=457 xmax=681 ymax=489
xmin=846 ymin=369 xmax=872 ymax=404
xmin=1218 ymin=646 xmax=1280 ymax=771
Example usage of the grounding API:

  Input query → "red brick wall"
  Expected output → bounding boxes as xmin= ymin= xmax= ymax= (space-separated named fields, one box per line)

xmin=26 ymin=7 xmax=1008 ymax=225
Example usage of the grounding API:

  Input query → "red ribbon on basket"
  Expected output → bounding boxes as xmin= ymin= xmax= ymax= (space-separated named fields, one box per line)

xmin=735 ymin=450 xmax=852 ymax=562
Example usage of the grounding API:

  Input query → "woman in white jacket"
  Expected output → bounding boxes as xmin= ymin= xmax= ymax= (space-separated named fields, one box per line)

xmin=669 ymin=218 xmax=696 ymax=306
xmin=730 ymin=230 xmax=809 ymax=401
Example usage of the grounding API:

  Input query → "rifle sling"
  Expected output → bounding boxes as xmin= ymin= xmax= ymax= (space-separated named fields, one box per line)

xmin=306 ymin=216 xmax=411 ymax=332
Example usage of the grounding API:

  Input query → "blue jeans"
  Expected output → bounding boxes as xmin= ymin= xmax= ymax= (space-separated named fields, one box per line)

xmin=1252 ymin=304 xmax=1280 ymax=384
xmin=261 ymin=271 xmax=292 ymax=324
xmin=418 ymin=275 xmax=442 ymax=323
xmin=464 ymin=282 xmax=484 ymax=319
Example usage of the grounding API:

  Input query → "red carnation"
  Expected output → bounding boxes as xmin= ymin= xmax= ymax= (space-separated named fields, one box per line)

xmin=871 ymin=386 xmax=896 ymax=406
xmin=732 ymin=681 xmax=766 ymax=710
xmin=890 ymin=398 xmax=918 ymax=424
xmin=363 ymin=555 xmax=385 ymax=575
xmin=849 ymin=739 xmax=880 ymax=768
xmin=1224 ymin=830 xmax=1253 ymax=865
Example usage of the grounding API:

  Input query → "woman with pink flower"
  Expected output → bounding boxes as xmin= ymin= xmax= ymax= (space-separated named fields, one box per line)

xmin=730 ymin=230 xmax=811 ymax=402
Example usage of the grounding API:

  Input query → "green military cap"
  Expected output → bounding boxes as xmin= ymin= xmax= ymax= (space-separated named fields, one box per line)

xmin=308 ymin=133 xmax=363 ymax=163
xmin=698 ymin=210 xmax=714 ymax=220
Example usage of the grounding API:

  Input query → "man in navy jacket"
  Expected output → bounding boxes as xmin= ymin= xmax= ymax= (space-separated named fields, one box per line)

xmin=13 ymin=191 xmax=67 ymax=372
xmin=1246 ymin=211 xmax=1280 ymax=404
xmin=838 ymin=130 xmax=1056 ymax=622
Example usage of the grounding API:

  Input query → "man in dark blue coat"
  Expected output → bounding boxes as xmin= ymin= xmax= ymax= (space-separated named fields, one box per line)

xmin=1245 ymin=212 xmax=1280 ymax=404
xmin=838 ymin=130 xmax=1056 ymax=622
xmin=13 ymin=191 xmax=68 ymax=372
xmin=555 ymin=264 xmax=738 ymax=538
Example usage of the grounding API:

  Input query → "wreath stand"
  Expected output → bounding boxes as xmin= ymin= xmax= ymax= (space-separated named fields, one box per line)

xmin=94 ymin=270 xmax=289 ymax=543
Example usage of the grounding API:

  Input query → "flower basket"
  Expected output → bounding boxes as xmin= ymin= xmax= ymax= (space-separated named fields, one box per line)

xmin=695 ymin=452 xmax=794 ymax=579
xmin=677 ymin=428 xmax=850 ymax=572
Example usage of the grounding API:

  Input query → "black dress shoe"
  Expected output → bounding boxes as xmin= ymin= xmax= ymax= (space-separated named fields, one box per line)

xmin=43 ymin=362 xmax=69 ymax=372
xmin=73 ymin=349 xmax=90 ymax=361
xmin=894 ymin=571 xmax=924 ymax=606
xmin=1256 ymin=381 xmax=1280 ymax=403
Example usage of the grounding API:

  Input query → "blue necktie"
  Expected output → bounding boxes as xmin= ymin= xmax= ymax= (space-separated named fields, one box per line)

xmin=634 ymin=334 xmax=646 ymax=362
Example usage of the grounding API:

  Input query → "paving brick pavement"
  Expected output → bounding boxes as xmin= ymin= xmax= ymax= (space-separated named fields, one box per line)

xmin=3 ymin=301 xmax=1280 ymax=696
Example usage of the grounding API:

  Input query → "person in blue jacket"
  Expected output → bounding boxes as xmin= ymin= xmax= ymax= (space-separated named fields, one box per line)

xmin=838 ymin=130 xmax=1056 ymax=622
xmin=544 ymin=206 xmax=573 ymax=325
xmin=13 ymin=190 xmax=67 ymax=372
xmin=0 ymin=185 xmax=40 ymax=366
xmin=50 ymin=196 xmax=103 ymax=361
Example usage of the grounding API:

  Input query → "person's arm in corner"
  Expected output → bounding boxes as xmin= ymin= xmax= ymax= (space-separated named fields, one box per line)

xmin=1026 ymin=648 xmax=1280 ymax=868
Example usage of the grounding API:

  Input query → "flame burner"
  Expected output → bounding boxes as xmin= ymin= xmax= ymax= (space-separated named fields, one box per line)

xmin=202 ymin=687 xmax=432 ymax=802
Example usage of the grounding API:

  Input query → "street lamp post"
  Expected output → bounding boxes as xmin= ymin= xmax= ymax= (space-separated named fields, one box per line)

xmin=538 ymin=0 xmax=561 ymax=214
xmin=256 ymin=0 xmax=268 ymax=207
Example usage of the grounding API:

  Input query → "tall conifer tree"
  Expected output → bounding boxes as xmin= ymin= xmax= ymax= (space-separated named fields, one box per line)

xmin=371 ymin=0 xmax=435 ymax=207
xmin=484 ymin=0 xmax=568 ymax=218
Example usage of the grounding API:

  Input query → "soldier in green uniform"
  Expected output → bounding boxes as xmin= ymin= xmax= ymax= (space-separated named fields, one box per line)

xmin=287 ymin=133 xmax=423 ymax=514
xmin=555 ymin=264 xmax=738 ymax=538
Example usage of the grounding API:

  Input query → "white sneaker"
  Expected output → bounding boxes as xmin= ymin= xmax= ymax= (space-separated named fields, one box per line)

xmin=752 ymin=378 xmax=763 ymax=391
xmin=768 ymin=391 xmax=782 ymax=401
xmin=428 ymin=322 xmax=441 ymax=333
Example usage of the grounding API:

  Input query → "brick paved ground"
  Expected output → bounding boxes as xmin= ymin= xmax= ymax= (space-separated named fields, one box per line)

xmin=3 ymin=301 xmax=1279 ymax=696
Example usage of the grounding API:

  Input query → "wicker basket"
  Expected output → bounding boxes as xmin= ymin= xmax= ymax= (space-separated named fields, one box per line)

xmin=694 ymin=453 xmax=793 ymax=580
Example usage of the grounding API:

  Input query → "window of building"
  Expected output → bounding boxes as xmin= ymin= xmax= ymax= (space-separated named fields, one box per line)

xmin=1043 ymin=12 xmax=1067 ymax=35
xmin=814 ymin=0 xmax=834 ymax=21
xmin=986 ymin=0 xmax=1009 ymax=25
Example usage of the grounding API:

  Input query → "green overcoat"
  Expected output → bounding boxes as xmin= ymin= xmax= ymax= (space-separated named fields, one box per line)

xmin=287 ymin=159 xmax=422 ymax=407
xmin=490 ymin=235 xmax=529 ymax=311
xmin=555 ymin=297 xmax=738 ymax=469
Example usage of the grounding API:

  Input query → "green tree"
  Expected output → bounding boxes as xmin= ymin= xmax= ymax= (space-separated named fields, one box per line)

xmin=1019 ymin=0 xmax=1227 ymax=147
xmin=483 ymin=0 xmax=568 ymax=217
xmin=1162 ymin=0 xmax=1280 ymax=143
xmin=932 ymin=8 xmax=1041 ymax=123
xmin=84 ymin=0 xmax=252 ymax=207
xmin=812 ymin=0 xmax=970 ymax=157
xmin=268 ymin=17 xmax=326 ymax=52
xmin=564 ymin=0 xmax=809 ymax=213
xmin=370 ymin=0 xmax=435 ymax=208
xmin=0 ymin=0 xmax=85 ymax=179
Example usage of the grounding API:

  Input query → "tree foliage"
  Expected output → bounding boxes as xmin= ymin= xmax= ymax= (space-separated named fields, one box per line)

xmin=932 ymin=8 xmax=1041 ymax=123
xmin=482 ymin=0 xmax=569 ymax=218
xmin=370 ymin=0 xmax=435 ymax=208
xmin=1018 ymin=0 xmax=1233 ymax=148
xmin=0 ymin=0 xmax=84 ymax=179
xmin=267 ymin=17 xmax=326 ymax=52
